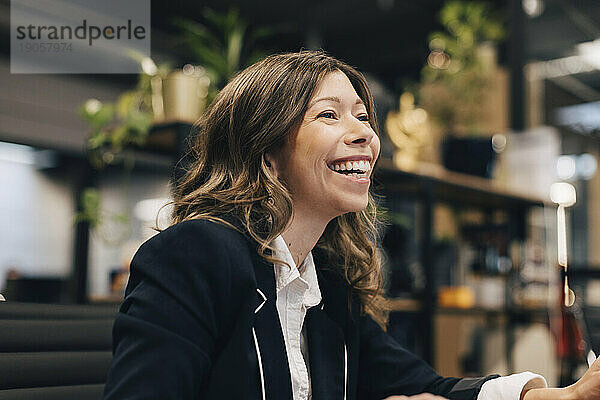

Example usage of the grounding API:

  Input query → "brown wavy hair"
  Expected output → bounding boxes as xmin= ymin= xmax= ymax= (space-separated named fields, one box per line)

xmin=168 ymin=50 xmax=389 ymax=327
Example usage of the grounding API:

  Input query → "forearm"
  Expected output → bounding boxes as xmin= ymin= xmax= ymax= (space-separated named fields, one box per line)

xmin=522 ymin=387 xmax=573 ymax=400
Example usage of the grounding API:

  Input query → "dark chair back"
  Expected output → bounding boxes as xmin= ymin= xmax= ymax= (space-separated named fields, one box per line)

xmin=0 ymin=302 xmax=118 ymax=400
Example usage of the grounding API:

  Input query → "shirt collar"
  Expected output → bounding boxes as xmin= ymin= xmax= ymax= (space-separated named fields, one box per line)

xmin=271 ymin=235 xmax=321 ymax=308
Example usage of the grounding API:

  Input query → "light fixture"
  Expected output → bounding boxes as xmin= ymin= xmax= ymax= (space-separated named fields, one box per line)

xmin=556 ymin=155 xmax=577 ymax=180
xmin=141 ymin=57 xmax=158 ymax=76
xmin=577 ymin=153 xmax=598 ymax=180
xmin=83 ymin=98 xmax=102 ymax=115
xmin=554 ymin=153 xmax=598 ymax=181
xmin=491 ymin=134 xmax=507 ymax=153
xmin=550 ymin=182 xmax=576 ymax=307
xmin=522 ymin=0 xmax=545 ymax=18
xmin=550 ymin=182 xmax=576 ymax=206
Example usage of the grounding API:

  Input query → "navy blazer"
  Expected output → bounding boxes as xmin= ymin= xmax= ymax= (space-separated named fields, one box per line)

xmin=103 ymin=219 xmax=497 ymax=400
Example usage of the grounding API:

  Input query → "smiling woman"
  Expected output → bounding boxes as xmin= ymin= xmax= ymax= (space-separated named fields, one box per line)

xmin=168 ymin=51 xmax=388 ymax=329
xmin=265 ymin=70 xmax=380 ymax=261
xmin=102 ymin=50 xmax=600 ymax=400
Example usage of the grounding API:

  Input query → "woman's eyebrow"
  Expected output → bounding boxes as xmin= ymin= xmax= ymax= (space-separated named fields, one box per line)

xmin=308 ymin=96 xmax=364 ymax=108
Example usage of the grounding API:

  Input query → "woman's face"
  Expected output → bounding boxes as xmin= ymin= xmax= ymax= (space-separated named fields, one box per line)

xmin=268 ymin=70 xmax=380 ymax=221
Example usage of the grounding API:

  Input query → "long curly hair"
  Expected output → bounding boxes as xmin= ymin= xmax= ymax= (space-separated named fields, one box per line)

xmin=168 ymin=50 xmax=388 ymax=327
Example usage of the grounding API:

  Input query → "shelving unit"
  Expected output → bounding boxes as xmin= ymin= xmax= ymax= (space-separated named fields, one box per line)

xmin=373 ymin=159 xmax=548 ymax=367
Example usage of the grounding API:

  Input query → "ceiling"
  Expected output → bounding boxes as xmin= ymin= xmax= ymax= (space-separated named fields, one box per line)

xmin=525 ymin=0 xmax=600 ymax=99
xmin=148 ymin=0 xmax=600 ymax=94
xmin=0 ymin=0 xmax=599 ymax=94
xmin=149 ymin=0 xmax=483 ymax=91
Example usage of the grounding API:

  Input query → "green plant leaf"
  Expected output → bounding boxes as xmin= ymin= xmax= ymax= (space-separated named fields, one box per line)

xmin=79 ymin=102 xmax=115 ymax=129
xmin=75 ymin=188 xmax=102 ymax=228
xmin=116 ymin=92 xmax=135 ymax=120
xmin=175 ymin=18 xmax=220 ymax=47
xmin=87 ymin=130 xmax=110 ymax=150
xmin=226 ymin=25 xmax=245 ymax=76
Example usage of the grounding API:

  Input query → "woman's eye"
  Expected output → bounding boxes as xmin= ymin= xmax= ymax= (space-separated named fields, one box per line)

xmin=357 ymin=114 xmax=369 ymax=122
xmin=318 ymin=111 xmax=336 ymax=119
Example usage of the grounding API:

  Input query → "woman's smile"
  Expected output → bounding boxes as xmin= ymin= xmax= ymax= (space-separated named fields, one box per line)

xmin=327 ymin=157 xmax=373 ymax=182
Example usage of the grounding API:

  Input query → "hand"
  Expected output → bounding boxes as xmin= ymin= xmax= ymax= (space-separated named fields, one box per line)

xmin=384 ymin=394 xmax=448 ymax=400
xmin=565 ymin=356 xmax=600 ymax=400
xmin=523 ymin=357 xmax=600 ymax=400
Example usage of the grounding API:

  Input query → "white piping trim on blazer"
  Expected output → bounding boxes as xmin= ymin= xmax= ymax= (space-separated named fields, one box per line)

xmin=343 ymin=342 xmax=348 ymax=400
xmin=255 ymin=288 xmax=267 ymax=314
xmin=253 ymin=288 xmax=267 ymax=400
xmin=252 ymin=328 xmax=266 ymax=400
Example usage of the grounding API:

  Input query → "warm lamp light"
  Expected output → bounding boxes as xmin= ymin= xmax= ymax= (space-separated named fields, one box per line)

xmin=550 ymin=182 xmax=576 ymax=206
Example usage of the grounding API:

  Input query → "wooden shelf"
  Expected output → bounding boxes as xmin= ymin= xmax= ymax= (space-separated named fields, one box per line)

xmin=434 ymin=306 xmax=558 ymax=318
xmin=388 ymin=297 xmax=421 ymax=312
xmin=387 ymin=301 xmax=555 ymax=316
xmin=374 ymin=159 xmax=548 ymax=209
xmin=88 ymin=295 xmax=124 ymax=304
xmin=144 ymin=121 xmax=194 ymax=155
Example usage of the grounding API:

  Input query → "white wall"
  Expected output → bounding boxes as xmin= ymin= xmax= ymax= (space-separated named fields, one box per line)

xmin=88 ymin=170 xmax=171 ymax=297
xmin=0 ymin=158 xmax=74 ymax=282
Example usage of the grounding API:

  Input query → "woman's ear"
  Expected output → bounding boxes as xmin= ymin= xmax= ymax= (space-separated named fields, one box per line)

xmin=264 ymin=153 xmax=279 ymax=179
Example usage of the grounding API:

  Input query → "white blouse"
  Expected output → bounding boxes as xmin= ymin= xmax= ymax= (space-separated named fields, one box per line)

xmin=270 ymin=235 xmax=547 ymax=400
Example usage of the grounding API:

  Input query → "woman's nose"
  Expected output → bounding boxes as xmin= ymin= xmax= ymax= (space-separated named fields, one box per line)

xmin=344 ymin=119 xmax=376 ymax=146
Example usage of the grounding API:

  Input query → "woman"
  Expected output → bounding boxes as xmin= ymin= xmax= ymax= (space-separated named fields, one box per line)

xmin=103 ymin=51 xmax=599 ymax=400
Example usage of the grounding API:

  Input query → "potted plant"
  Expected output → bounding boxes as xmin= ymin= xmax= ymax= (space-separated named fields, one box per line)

xmin=418 ymin=1 xmax=505 ymax=177
xmin=175 ymin=7 xmax=275 ymax=102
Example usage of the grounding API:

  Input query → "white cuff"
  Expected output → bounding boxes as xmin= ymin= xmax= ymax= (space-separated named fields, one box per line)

xmin=477 ymin=372 xmax=547 ymax=400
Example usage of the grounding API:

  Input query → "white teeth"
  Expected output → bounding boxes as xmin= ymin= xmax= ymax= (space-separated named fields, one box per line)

xmin=329 ymin=159 xmax=371 ymax=174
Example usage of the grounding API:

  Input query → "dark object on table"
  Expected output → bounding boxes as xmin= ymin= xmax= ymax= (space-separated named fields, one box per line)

xmin=4 ymin=277 xmax=68 ymax=303
xmin=442 ymin=137 xmax=496 ymax=178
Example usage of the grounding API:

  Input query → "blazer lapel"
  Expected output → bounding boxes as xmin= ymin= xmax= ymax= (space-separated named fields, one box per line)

xmin=305 ymin=267 xmax=349 ymax=400
xmin=250 ymin=246 xmax=294 ymax=400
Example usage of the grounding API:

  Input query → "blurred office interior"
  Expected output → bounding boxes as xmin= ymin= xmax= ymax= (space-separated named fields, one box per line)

xmin=1 ymin=0 xmax=600 ymax=387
